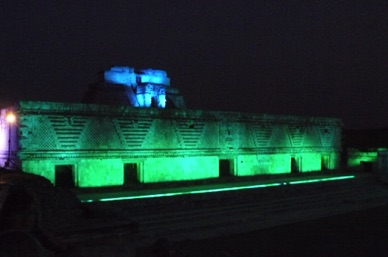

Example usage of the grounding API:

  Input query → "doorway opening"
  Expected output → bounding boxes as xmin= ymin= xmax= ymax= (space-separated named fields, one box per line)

xmin=321 ymin=155 xmax=330 ymax=170
xmin=55 ymin=165 xmax=75 ymax=187
xmin=360 ymin=161 xmax=373 ymax=172
xmin=124 ymin=163 xmax=139 ymax=185
xmin=219 ymin=159 xmax=233 ymax=178
xmin=291 ymin=157 xmax=300 ymax=174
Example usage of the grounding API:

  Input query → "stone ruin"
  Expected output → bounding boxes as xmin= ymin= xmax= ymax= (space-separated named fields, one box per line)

xmin=83 ymin=67 xmax=186 ymax=109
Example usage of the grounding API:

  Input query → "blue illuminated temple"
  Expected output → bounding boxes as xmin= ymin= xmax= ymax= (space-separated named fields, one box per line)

xmin=103 ymin=67 xmax=170 ymax=108
xmin=83 ymin=66 xmax=185 ymax=108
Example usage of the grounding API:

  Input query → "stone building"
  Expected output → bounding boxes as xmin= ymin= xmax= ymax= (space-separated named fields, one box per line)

xmin=0 ymin=67 xmax=342 ymax=187
xmin=344 ymin=128 xmax=388 ymax=173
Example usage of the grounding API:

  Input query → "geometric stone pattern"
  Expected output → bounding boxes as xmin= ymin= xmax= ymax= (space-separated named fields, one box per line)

xmin=251 ymin=123 xmax=273 ymax=147
xmin=174 ymin=119 xmax=206 ymax=148
xmin=81 ymin=117 xmax=121 ymax=149
xmin=114 ymin=117 xmax=153 ymax=148
xmin=48 ymin=115 xmax=88 ymax=149
xmin=7 ymin=101 xmax=346 ymax=186
xmin=16 ymin=101 xmax=342 ymax=157
xmin=219 ymin=122 xmax=239 ymax=149
xmin=318 ymin=126 xmax=335 ymax=147
xmin=19 ymin=115 xmax=57 ymax=150
xmin=287 ymin=124 xmax=306 ymax=147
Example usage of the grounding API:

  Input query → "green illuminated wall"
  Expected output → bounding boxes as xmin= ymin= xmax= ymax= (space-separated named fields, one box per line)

xmin=347 ymin=149 xmax=378 ymax=168
xmin=347 ymin=148 xmax=388 ymax=171
xmin=236 ymin=152 xmax=337 ymax=176
xmin=22 ymin=158 xmax=124 ymax=187
xmin=12 ymin=101 xmax=342 ymax=187
xmin=22 ymin=160 xmax=55 ymax=183
xmin=142 ymin=156 xmax=219 ymax=183
xmin=237 ymin=154 xmax=290 ymax=176
xmin=300 ymin=153 xmax=323 ymax=171
xmin=77 ymin=159 xmax=123 ymax=187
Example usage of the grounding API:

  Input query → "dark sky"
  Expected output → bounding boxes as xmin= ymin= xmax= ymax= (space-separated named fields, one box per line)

xmin=1 ymin=1 xmax=387 ymax=129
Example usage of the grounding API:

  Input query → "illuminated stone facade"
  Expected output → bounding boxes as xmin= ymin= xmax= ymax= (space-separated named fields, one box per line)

xmin=0 ymin=101 xmax=342 ymax=187
xmin=104 ymin=67 xmax=170 ymax=108
xmin=344 ymin=128 xmax=388 ymax=172
xmin=83 ymin=67 xmax=186 ymax=109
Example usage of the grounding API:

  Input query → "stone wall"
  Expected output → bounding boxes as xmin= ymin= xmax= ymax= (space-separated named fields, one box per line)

xmin=9 ymin=101 xmax=342 ymax=187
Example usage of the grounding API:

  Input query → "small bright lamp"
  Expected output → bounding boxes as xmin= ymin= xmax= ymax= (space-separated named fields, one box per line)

xmin=6 ymin=112 xmax=16 ymax=123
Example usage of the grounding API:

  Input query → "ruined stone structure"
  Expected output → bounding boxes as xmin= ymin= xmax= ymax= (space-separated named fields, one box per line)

xmin=83 ymin=67 xmax=186 ymax=109
xmin=0 ymin=102 xmax=341 ymax=187
xmin=344 ymin=128 xmax=388 ymax=175
xmin=0 ymin=67 xmax=342 ymax=187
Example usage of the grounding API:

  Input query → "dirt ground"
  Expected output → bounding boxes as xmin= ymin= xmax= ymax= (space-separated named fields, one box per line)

xmin=136 ymin=205 xmax=388 ymax=257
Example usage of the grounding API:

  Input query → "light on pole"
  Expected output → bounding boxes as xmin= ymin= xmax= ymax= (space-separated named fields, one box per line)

xmin=5 ymin=112 xmax=16 ymax=168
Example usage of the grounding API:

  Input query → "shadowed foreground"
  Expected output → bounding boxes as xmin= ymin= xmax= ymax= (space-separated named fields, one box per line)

xmin=137 ymin=205 xmax=388 ymax=257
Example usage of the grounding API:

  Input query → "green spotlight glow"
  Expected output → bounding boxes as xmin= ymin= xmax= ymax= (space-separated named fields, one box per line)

xmin=80 ymin=175 xmax=355 ymax=203
xmin=347 ymin=150 xmax=378 ymax=168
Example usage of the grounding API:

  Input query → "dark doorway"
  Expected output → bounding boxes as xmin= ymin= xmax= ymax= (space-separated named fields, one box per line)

xmin=291 ymin=157 xmax=299 ymax=174
xmin=219 ymin=159 xmax=232 ymax=177
xmin=124 ymin=163 xmax=139 ymax=185
xmin=321 ymin=155 xmax=330 ymax=170
xmin=55 ymin=165 xmax=75 ymax=187
xmin=151 ymin=97 xmax=158 ymax=107
xmin=361 ymin=161 xmax=373 ymax=172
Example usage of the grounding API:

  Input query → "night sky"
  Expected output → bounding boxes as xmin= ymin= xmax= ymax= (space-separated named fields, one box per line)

xmin=1 ymin=1 xmax=387 ymax=129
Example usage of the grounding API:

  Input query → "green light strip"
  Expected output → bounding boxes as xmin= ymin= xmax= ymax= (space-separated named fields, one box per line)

xmin=82 ymin=182 xmax=283 ymax=202
xmin=288 ymin=175 xmax=355 ymax=185
xmin=80 ymin=175 xmax=355 ymax=203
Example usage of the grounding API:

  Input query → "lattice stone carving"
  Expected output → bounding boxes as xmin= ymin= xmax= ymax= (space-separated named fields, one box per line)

xmin=114 ymin=117 xmax=153 ymax=148
xmin=287 ymin=124 xmax=306 ymax=147
xmin=48 ymin=115 xmax=88 ymax=149
xmin=174 ymin=120 xmax=206 ymax=148
xmin=251 ymin=123 xmax=273 ymax=147
xmin=318 ymin=126 xmax=334 ymax=146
